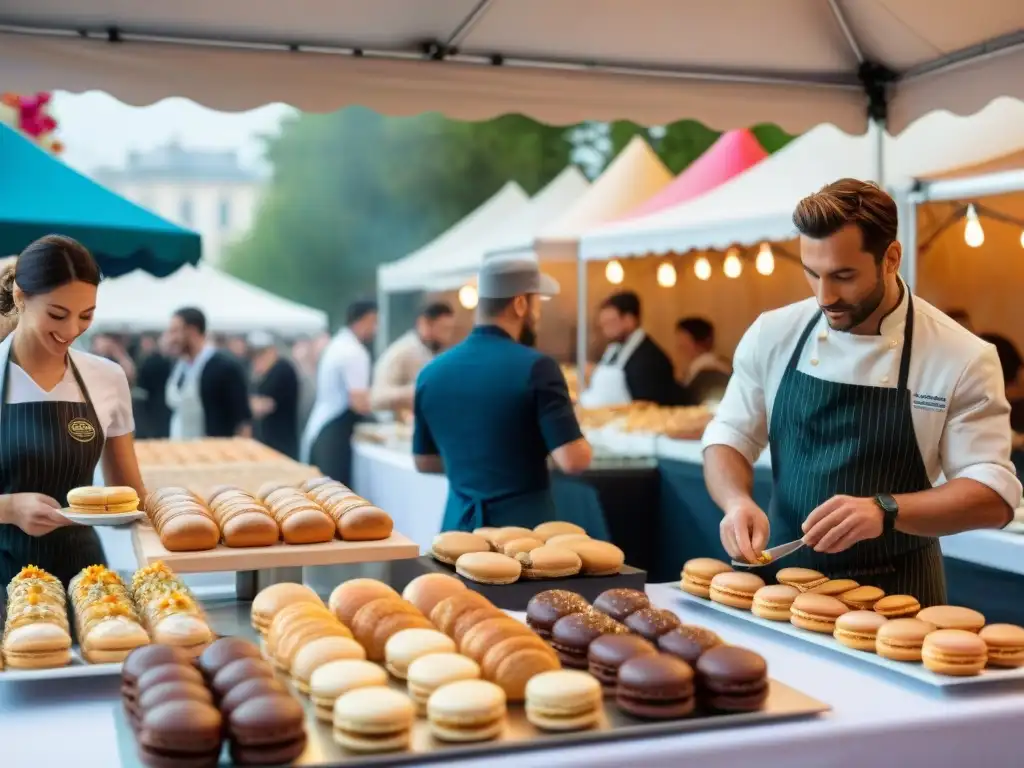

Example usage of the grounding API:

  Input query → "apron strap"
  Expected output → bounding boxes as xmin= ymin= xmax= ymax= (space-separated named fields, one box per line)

xmin=67 ymin=353 xmax=103 ymax=432
xmin=785 ymin=311 xmax=821 ymax=371
xmin=897 ymin=293 xmax=915 ymax=392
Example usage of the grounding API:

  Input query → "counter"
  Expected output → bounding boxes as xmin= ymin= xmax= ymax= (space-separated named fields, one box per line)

xmin=4 ymin=583 xmax=1023 ymax=767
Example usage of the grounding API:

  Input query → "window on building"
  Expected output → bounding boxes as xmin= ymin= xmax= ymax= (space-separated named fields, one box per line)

xmin=179 ymin=196 xmax=194 ymax=225
xmin=219 ymin=197 xmax=231 ymax=229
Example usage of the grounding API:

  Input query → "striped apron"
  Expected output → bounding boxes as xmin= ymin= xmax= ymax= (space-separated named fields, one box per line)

xmin=766 ymin=293 xmax=947 ymax=606
xmin=0 ymin=339 xmax=107 ymax=588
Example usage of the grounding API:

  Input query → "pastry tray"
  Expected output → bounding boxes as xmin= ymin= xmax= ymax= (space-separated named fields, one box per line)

xmin=0 ymin=649 xmax=122 ymax=682
xmin=672 ymin=588 xmax=1024 ymax=689
xmin=131 ymin=523 xmax=420 ymax=573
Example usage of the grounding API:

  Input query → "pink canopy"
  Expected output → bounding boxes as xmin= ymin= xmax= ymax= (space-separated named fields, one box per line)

xmin=619 ymin=129 xmax=768 ymax=220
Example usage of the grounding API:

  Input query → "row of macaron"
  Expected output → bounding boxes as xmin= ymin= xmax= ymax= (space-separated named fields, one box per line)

xmin=681 ymin=559 xmax=1024 ymax=675
xmin=526 ymin=587 xmax=770 ymax=715
xmin=430 ymin=523 xmax=626 ymax=584
xmin=122 ymin=640 xmax=307 ymax=767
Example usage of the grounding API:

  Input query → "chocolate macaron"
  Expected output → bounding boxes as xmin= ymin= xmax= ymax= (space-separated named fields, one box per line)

xmin=138 ymin=700 xmax=223 ymax=768
xmin=616 ymin=653 xmax=695 ymax=719
xmin=657 ymin=625 xmax=723 ymax=666
xmin=197 ymin=637 xmax=262 ymax=679
xmin=229 ymin=693 xmax=308 ymax=765
xmin=587 ymin=634 xmax=658 ymax=693
xmin=696 ymin=646 xmax=769 ymax=712
xmin=525 ymin=590 xmax=591 ymax=640
xmin=592 ymin=588 xmax=650 ymax=623
xmin=551 ymin=611 xmax=629 ymax=669
xmin=122 ymin=644 xmax=193 ymax=698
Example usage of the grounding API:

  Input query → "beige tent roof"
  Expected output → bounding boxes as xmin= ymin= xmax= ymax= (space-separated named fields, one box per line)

xmin=536 ymin=136 xmax=671 ymax=259
xmin=921 ymin=148 xmax=1024 ymax=182
xmin=3 ymin=1 xmax=1023 ymax=134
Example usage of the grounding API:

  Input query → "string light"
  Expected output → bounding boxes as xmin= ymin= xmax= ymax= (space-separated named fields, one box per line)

xmin=656 ymin=262 xmax=677 ymax=288
xmin=458 ymin=284 xmax=478 ymax=310
xmin=694 ymin=256 xmax=712 ymax=281
xmin=1019 ymin=229 xmax=1024 ymax=249
xmin=723 ymin=248 xmax=742 ymax=279
xmin=605 ymin=259 xmax=624 ymax=284
xmin=964 ymin=204 xmax=985 ymax=248
xmin=755 ymin=243 xmax=775 ymax=276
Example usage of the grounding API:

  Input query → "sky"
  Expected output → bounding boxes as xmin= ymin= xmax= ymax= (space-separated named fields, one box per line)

xmin=51 ymin=91 xmax=296 ymax=174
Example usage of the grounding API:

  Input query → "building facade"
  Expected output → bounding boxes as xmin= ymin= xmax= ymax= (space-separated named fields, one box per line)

xmin=93 ymin=141 xmax=264 ymax=263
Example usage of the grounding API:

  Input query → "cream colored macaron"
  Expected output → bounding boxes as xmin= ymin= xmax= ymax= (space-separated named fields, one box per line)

xmin=384 ymin=628 xmax=456 ymax=680
xmin=333 ymin=687 xmax=415 ymax=753
xmin=427 ymin=679 xmax=507 ymax=742
xmin=290 ymin=636 xmax=366 ymax=693
xmin=401 ymin=573 xmax=467 ymax=617
xmin=310 ymin=659 xmax=388 ymax=722
xmin=533 ymin=521 xmax=587 ymax=541
xmin=406 ymin=652 xmax=481 ymax=715
xmin=455 ymin=552 xmax=521 ymax=585
xmin=525 ymin=669 xmax=602 ymax=731
xmin=516 ymin=546 xmax=582 ymax=579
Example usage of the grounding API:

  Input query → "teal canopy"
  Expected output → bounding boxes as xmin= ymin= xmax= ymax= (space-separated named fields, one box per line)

xmin=0 ymin=124 xmax=201 ymax=277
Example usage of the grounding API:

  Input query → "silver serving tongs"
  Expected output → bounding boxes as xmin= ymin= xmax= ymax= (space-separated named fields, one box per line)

xmin=731 ymin=539 xmax=805 ymax=569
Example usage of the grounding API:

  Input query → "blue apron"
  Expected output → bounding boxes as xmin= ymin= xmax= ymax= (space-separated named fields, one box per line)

xmin=442 ymin=485 xmax=558 ymax=533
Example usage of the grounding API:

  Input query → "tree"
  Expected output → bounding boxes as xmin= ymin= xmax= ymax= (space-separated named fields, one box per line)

xmin=223 ymin=109 xmax=573 ymax=327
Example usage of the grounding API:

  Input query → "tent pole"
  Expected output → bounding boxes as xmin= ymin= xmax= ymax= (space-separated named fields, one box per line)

xmin=375 ymin=282 xmax=388 ymax=358
xmin=576 ymin=253 xmax=587 ymax=388
xmin=899 ymin=192 xmax=919 ymax=292
xmin=872 ymin=117 xmax=885 ymax=187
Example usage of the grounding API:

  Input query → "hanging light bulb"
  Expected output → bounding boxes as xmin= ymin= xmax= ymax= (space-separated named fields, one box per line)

xmin=1019 ymin=229 xmax=1024 ymax=249
xmin=755 ymin=243 xmax=775 ymax=276
xmin=723 ymin=248 xmax=743 ymax=279
xmin=458 ymin=284 xmax=478 ymax=310
xmin=694 ymin=256 xmax=712 ymax=281
xmin=605 ymin=259 xmax=624 ymax=285
xmin=964 ymin=204 xmax=985 ymax=248
xmin=656 ymin=261 xmax=677 ymax=288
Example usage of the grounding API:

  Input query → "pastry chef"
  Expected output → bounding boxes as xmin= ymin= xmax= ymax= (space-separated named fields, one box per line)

xmin=300 ymin=299 xmax=378 ymax=485
xmin=165 ymin=307 xmax=252 ymax=440
xmin=413 ymin=254 xmax=594 ymax=532
xmin=370 ymin=301 xmax=455 ymax=413
xmin=581 ymin=291 xmax=681 ymax=407
xmin=0 ymin=236 xmax=147 ymax=586
xmin=704 ymin=179 xmax=1021 ymax=605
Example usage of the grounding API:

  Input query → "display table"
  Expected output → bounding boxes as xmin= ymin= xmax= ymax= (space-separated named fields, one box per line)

xmin=5 ymin=584 xmax=1024 ymax=767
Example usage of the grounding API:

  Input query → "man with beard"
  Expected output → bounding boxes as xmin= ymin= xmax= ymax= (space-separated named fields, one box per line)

xmin=371 ymin=301 xmax=455 ymax=414
xmin=412 ymin=254 xmax=592 ymax=532
xmin=703 ymin=179 xmax=1020 ymax=605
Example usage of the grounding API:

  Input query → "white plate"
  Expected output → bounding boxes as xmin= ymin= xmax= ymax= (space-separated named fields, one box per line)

xmin=59 ymin=509 xmax=146 ymax=527
xmin=672 ymin=587 xmax=1024 ymax=688
xmin=0 ymin=649 xmax=122 ymax=681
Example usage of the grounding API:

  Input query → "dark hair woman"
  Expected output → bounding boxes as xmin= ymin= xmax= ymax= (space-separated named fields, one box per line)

xmin=0 ymin=235 xmax=147 ymax=587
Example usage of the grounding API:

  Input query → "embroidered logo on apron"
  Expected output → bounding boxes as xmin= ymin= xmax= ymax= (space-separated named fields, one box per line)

xmin=67 ymin=418 xmax=97 ymax=443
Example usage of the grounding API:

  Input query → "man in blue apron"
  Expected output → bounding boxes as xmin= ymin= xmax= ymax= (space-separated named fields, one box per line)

xmin=703 ymin=179 xmax=1021 ymax=606
xmin=412 ymin=254 xmax=595 ymax=534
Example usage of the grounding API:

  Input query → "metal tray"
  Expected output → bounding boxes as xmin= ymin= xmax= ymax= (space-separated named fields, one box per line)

xmin=672 ymin=588 xmax=1024 ymax=689
xmin=0 ymin=649 xmax=121 ymax=682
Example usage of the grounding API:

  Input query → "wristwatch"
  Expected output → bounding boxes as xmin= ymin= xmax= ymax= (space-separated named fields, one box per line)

xmin=874 ymin=493 xmax=899 ymax=534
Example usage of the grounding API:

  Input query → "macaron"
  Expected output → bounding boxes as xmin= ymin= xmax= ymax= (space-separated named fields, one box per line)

xmin=460 ymin=617 xmax=535 ymax=664
xmin=211 ymin=657 xmax=276 ymax=698
xmin=122 ymin=644 xmax=193 ymax=694
xmin=229 ymin=693 xmax=307 ymax=766
xmin=488 ymin=527 xmax=537 ymax=549
xmin=789 ymin=593 xmax=848 ymax=633
xmin=979 ymin=624 xmax=1024 ymax=668
xmin=873 ymin=594 xmax=921 ymax=618
xmin=290 ymin=636 xmax=366 ymax=692
xmin=481 ymin=635 xmax=561 ymax=702
xmin=502 ymin=537 xmax=546 ymax=558
xmin=657 ymin=625 xmax=723 ymax=666
xmin=138 ymin=700 xmax=223 ymax=767
xmin=455 ymin=552 xmax=522 ymax=585
xmin=547 ymin=533 xmax=592 ymax=548
xmin=623 ymin=607 xmax=682 ymax=642
xmin=251 ymin=582 xmax=323 ymax=635
xmin=526 ymin=670 xmax=602 ymax=731
xmin=384 ymin=628 xmax=457 ymax=680
xmin=616 ymin=653 xmax=696 ymax=719
xmin=695 ymin=646 xmax=769 ymax=712
xmin=427 ymin=679 xmax=507 ymax=742
xmin=834 ymin=610 xmax=889 ymax=652
xmin=431 ymin=531 xmax=492 ymax=565
xmin=587 ymin=634 xmax=658 ymax=692
xmin=709 ymin=572 xmax=766 ymax=610
xmin=807 ymin=579 xmax=860 ymax=596
xmin=333 ymin=687 xmax=415 ymax=753
xmin=219 ymin=677 xmax=287 ymax=718
xmin=533 ymin=521 xmax=587 ymax=541
xmin=451 ymin=606 xmax=505 ymax=647
xmin=310 ymin=659 xmax=389 ymax=722
xmin=197 ymin=636 xmax=262 ymax=679
xmin=680 ymin=558 xmax=733 ymax=599
xmin=328 ymin=579 xmax=399 ymax=627
xmin=551 ymin=611 xmax=629 ymax=669
xmin=136 ymin=663 xmax=205 ymax=695
xmin=406 ymin=652 xmax=482 ymax=715
xmin=922 ymin=629 xmax=988 ymax=676
xmin=525 ymin=590 xmax=591 ymax=640
xmin=776 ymin=568 xmax=828 ymax=592
xmin=515 ymin=546 xmax=582 ymax=579
xmin=916 ymin=605 xmax=985 ymax=633
xmin=838 ymin=585 xmax=886 ymax=611
xmin=875 ymin=618 xmax=936 ymax=661
xmin=751 ymin=584 xmax=799 ymax=621
xmin=592 ymin=588 xmax=650 ymax=623
xmin=559 ymin=539 xmax=625 ymax=576
xmin=401 ymin=573 xmax=467 ymax=618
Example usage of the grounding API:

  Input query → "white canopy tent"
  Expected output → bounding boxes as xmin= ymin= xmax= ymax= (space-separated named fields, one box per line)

xmin=92 ymin=263 xmax=328 ymax=336
xmin=2 ymin=1 xmax=1023 ymax=136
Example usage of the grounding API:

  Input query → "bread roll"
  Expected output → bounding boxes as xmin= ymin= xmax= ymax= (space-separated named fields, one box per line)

xmin=147 ymin=492 xmax=220 ymax=552
xmin=310 ymin=485 xmax=359 ymax=508
xmin=266 ymin=492 xmax=335 ymax=544
xmin=146 ymin=486 xmax=198 ymax=510
xmin=339 ymin=505 xmax=393 ymax=541
xmin=206 ymin=485 xmax=244 ymax=507
xmin=301 ymin=476 xmax=338 ymax=492
xmin=213 ymin=499 xmax=279 ymax=548
xmin=256 ymin=481 xmax=296 ymax=502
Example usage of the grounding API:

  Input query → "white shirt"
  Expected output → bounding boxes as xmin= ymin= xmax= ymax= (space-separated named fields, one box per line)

xmin=300 ymin=328 xmax=370 ymax=459
xmin=703 ymin=288 xmax=1022 ymax=510
xmin=370 ymin=331 xmax=434 ymax=412
xmin=4 ymin=345 xmax=135 ymax=439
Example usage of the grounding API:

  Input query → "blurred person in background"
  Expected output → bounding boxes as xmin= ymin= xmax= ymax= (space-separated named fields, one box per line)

xmin=301 ymin=300 xmax=378 ymax=485
xmin=291 ymin=337 xmax=317 ymax=431
xmin=371 ymin=301 xmax=455 ymax=414
xmin=165 ymin=307 xmax=252 ymax=439
xmin=675 ymin=317 xmax=732 ymax=405
xmin=90 ymin=333 xmax=137 ymax=385
xmin=248 ymin=330 xmax=300 ymax=459
xmin=980 ymin=332 xmax=1024 ymax=440
xmin=946 ymin=308 xmax=974 ymax=334
xmin=225 ymin=335 xmax=252 ymax=377
xmin=133 ymin=332 xmax=174 ymax=439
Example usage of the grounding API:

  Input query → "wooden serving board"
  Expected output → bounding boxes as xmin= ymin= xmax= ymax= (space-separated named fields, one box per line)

xmin=131 ymin=523 xmax=419 ymax=573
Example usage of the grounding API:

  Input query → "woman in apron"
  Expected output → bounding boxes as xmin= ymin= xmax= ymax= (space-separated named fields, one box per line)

xmin=0 ymin=235 xmax=147 ymax=587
